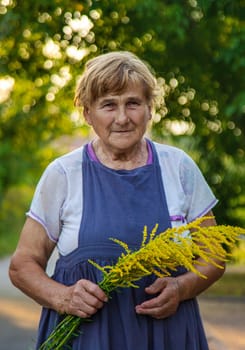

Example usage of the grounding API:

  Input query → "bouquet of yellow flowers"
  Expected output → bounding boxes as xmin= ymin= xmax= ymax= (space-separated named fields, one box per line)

xmin=38 ymin=217 xmax=243 ymax=350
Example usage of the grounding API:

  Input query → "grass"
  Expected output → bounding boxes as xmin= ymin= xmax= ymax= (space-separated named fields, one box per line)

xmin=205 ymin=238 xmax=245 ymax=297
xmin=203 ymin=265 xmax=245 ymax=297
xmin=203 ymin=239 xmax=245 ymax=297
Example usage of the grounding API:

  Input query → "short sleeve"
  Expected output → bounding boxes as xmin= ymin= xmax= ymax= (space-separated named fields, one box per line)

xmin=27 ymin=160 xmax=67 ymax=242
xmin=180 ymin=153 xmax=218 ymax=222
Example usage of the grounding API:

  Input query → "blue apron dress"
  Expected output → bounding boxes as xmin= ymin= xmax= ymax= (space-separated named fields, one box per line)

xmin=36 ymin=141 xmax=209 ymax=350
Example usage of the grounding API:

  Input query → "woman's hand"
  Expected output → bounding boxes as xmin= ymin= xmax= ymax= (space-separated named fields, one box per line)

xmin=135 ymin=212 xmax=225 ymax=320
xmin=9 ymin=218 xmax=108 ymax=319
xmin=135 ymin=277 xmax=180 ymax=319
xmin=64 ymin=279 xmax=108 ymax=318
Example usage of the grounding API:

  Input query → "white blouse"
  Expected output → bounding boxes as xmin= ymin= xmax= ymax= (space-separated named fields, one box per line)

xmin=27 ymin=142 xmax=218 ymax=256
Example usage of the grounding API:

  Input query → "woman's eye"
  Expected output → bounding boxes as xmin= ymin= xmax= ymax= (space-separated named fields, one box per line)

xmin=103 ymin=103 xmax=115 ymax=109
xmin=127 ymin=101 xmax=139 ymax=107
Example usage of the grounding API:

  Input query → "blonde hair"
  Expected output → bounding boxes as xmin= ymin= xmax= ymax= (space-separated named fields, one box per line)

xmin=74 ymin=51 xmax=157 ymax=108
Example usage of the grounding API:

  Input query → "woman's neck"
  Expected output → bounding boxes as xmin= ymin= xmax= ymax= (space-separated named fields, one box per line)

xmin=91 ymin=138 xmax=149 ymax=170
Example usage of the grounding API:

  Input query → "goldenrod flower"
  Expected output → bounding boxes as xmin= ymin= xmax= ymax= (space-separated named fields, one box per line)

xmin=38 ymin=217 xmax=244 ymax=350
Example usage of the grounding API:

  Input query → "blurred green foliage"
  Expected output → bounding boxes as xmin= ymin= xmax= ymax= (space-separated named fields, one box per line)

xmin=0 ymin=185 xmax=33 ymax=254
xmin=0 ymin=0 xmax=244 ymax=255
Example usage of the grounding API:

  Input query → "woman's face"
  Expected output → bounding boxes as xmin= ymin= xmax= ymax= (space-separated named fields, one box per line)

xmin=84 ymin=83 xmax=152 ymax=153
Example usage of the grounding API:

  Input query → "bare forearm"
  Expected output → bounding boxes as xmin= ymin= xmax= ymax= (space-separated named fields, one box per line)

xmin=176 ymin=212 xmax=226 ymax=301
xmin=176 ymin=261 xmax=225 ymax=301
xmin=9 ymin=258 xmax=69 ymax=313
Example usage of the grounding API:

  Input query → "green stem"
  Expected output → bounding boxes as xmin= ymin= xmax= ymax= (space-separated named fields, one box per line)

xmin=55 ymin=317 xmax=81 ymax=349
xmin=38 ymin=315 xmax=81 ymax=350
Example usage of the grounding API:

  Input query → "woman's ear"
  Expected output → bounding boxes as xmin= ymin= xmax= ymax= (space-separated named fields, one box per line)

xmin=148 ymin=104 xmax=153 ymax=120
xmin=83 ymin=107 xmax=92 ymax=125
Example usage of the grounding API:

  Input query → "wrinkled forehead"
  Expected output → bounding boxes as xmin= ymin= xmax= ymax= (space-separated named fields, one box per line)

xmin=96 ymin=83 xmax=147 ymax=102
xmin=74 ymin=53 xmax=156 ymax=108
xmin=92 ymin=74 xmax=150 ymax=104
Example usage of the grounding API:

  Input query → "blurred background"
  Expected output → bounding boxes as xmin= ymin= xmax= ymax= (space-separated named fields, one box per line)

xmin=0 ymin=0 xmax=244 ymax=349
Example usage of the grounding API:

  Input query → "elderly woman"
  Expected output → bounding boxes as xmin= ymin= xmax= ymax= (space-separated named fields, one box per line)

xmin=9 ymin=51 xmax=224 ymax=349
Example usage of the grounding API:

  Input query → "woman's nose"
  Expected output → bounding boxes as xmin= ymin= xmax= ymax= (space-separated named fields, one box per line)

xmin=115 ymin=106 xmax=129 ymax=124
